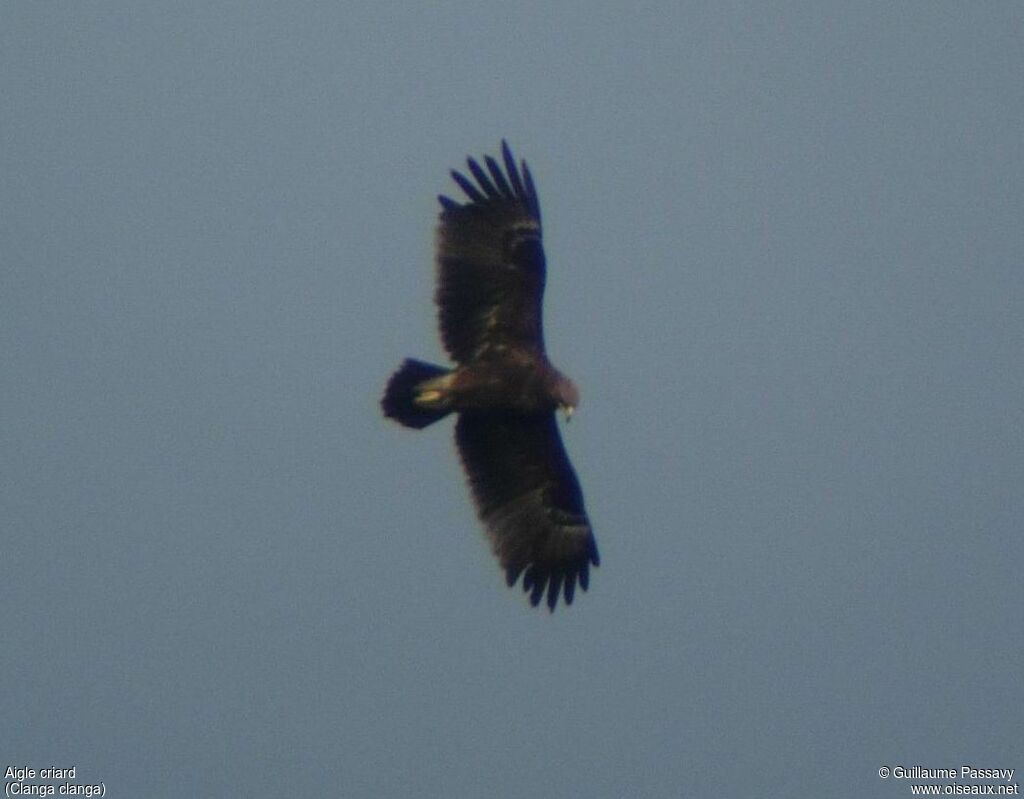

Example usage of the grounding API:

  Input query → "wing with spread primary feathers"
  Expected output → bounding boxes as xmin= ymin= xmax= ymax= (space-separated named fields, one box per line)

xmin=455 ymin=411 xmax=599 ymax=611
xmin=435 ymin=141 xmax=547 ymax=363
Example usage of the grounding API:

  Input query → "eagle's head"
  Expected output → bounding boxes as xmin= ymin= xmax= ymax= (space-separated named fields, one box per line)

xmin=553 ymin=374 xmax=579 ymax=422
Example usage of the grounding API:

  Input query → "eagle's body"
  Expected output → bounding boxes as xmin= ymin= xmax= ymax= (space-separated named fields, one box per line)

xmin=418 ymin=353 xmax=577 ymax=415
xmin=381 ymin=142 xmax=598 ymax=611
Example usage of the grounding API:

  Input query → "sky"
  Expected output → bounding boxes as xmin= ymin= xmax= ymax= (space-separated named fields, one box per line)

xmin=2 ymin=2 xmax=1022 ymax=797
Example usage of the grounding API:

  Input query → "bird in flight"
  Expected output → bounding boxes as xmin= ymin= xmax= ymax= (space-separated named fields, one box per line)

xmin=381 ymin=141 xmax=599 ymax=611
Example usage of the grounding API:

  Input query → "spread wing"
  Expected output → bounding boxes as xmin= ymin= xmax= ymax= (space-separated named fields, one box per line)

xmin=435 ymin=141 xmax=547 ymax=363
xmin=455 ymin=412 xmax=599 ymax=611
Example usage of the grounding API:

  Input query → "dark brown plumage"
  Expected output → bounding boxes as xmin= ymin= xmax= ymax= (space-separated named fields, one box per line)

xmin=381 ymin=141 xmax=599 ymax=611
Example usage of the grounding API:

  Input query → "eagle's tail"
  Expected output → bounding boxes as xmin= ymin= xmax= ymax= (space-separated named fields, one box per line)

xmin=381 ymin=359 xmax=453 ymax=429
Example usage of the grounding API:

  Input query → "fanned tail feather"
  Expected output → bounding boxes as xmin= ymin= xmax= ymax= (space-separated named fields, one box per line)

xmin=381 ymin=359 xmax=451 ymax=429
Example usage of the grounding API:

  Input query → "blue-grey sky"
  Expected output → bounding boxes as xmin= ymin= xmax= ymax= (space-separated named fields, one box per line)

xmin=3 ymin=3 xmax=1021 ymax=797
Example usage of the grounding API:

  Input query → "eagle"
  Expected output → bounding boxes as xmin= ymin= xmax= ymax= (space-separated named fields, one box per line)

xmin=381 ymin=141 xmax=599 ymax=611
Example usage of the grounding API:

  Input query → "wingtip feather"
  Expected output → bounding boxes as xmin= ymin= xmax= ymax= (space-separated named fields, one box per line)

xmin=450 ymin=169 xmax=485 ymax=204
xmin=467 ymin=157 xmax=499 ymax=199
xmin=443 ymin=141 xmax=540 ymax=221
xmin=484 ymin=155 xmax=513 ymax=197
xmin=501 ymin=140 xmax=526 ymax=199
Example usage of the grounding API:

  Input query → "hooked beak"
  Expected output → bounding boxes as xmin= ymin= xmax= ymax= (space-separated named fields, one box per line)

xmin=562 ymin=404 xmax=575 ymax=423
